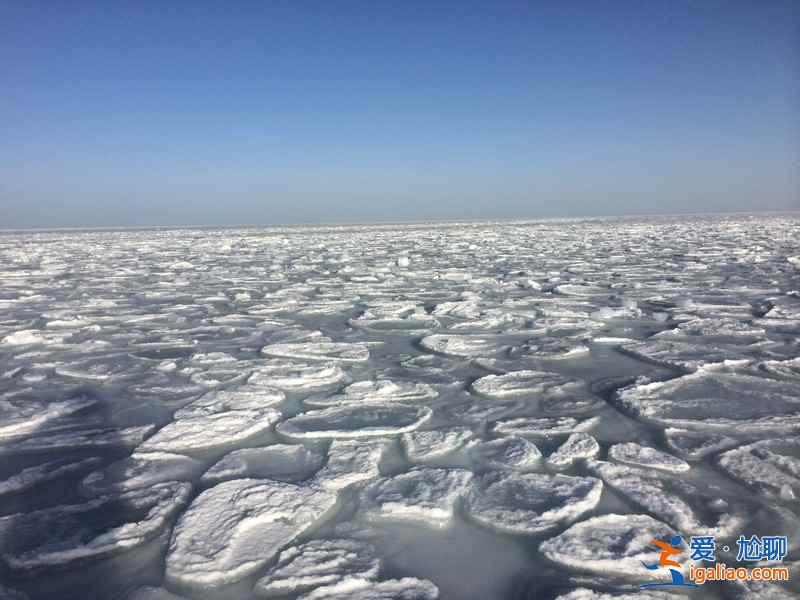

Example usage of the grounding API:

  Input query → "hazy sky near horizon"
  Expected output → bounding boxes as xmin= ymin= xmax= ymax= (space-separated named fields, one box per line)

xmin=2 ymin=1 xmax=798 ymax=228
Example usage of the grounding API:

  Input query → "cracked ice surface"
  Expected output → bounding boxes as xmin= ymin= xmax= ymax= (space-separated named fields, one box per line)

xmin=1 ymin=216 xmax=799 ymax=599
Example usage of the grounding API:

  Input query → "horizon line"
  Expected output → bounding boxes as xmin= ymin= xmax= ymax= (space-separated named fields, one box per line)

xmin=2 ymin=208 xmax=798 ymax=234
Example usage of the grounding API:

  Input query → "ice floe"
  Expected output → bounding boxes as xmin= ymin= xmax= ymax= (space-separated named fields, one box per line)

xmin=0 ymin=394 xmax=96 ymax=440
xmin=494 ymin=416 xmax=601 ymax=438
xmin=139 ymin=409 xmax=281 ymax=454
xmin=588 ymin=460 xmax=747 ymax=537
xmin=0 ymin=457 xmax=102 ymax=497
xmin=439 ymin=398 xmax=525 ymax=426
xmin=515 ymin=338 xmax=590 ymax=360
xmin=173 ymin=386 xmax=284 ymax=418
xmin=619 ymin=339 xmax=753 ymax=371
xmin=349 ymin=302 xmax=438 ymax=331
xmin=718 ymin=438 xmax=800 ymax=500
xmin=402 ymin=428 xmax=474 ymax=462
xmin=188 ymin=368 xmax=250 ymax=388
xmin=467 ymin=436 xmax=542 ymax=470
xmin=472 ymin=370 xmax=579 ymax=398
xmin=617 ymin=366 xmax=800 ymax=433
xmin=755 ymin=356 xmax=800 ymax=381
xmin=202 ymin=444 xmax=324 ymax=484
xmin=472 ymin=370 xmax=604 ymax=414
xmin=313 ymin=439 xmax=389 ymax=491
xmin=80 ymin=452 xmax=204 ymax=496
xmin=1 ymin=329 xmax=67 ymax=346
xmin=305 ymin=380 xmax=438 ymax=408
xmin=0 ymin=482 xmax=191 ymax=572
xmin=664 ymin=428 xmax=740 ymax=461
xmin=654 ymin=317 xmax=767 ymax=343
xmin=360 ymin=467 xmax=473 ymax=528
xmin=546 ymin=433 xmax=600 ymax=468
xmin=0 ymin=424 xmax=155 ymax=455
xmin=465 ymin=472 xmax=602 ymax=535
xmin=54 ymin=356 xmax=149 ymax=382
xmin=540 ymin=513 xmax=677 ymax=579
xmin=607 ymin=442 xmax=690 ymax=473
xmin=277 ymin=403 xmax=431 ymax=440
xmin=297 ymin=577 xmax=439 ymax=600
xmin=254 ymin=538 xmax=380 ymax=597
xmin=165 ymin=478 xmax=337 ymax=588
xmin=261 ymin=341 xmax=370 ymax=363
xmin=419 ymin=334 xmax=508 ymax=358
xmin=249 ymin=360 xmax=347 ymax=391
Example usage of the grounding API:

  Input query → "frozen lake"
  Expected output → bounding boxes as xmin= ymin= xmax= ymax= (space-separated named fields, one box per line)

xmin=1 ymin=215 xmax=799 ymax=599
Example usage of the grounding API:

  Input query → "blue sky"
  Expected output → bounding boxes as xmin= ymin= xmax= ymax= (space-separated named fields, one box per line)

xmin=2 ymin=1 xmax=798 ymax=227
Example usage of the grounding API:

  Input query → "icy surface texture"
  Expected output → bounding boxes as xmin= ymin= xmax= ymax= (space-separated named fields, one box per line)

xmin=312 ymin=438 xmax=390 ymax=491
xmin=201 ymin=444 xmax=324 ymax=484
xmin=254 ymin=538 xmax=380 ymax=597
xmin=360 ymin=468 xmax=474 ymax=528
xmin=546 ymin=433 xmax=600 ymax=468
xmin=718 ymin=437 xmax=800 ymax=499
xmin=403 ymin=428 xmax=474 ymax=462
xmin=467 ymin=436 xmax=542 ymax=470
xmin=165 ymin=478 xmax=337 ymax=588
xmin=465 ymin=472 xmax=602 ymax=534
xmin=80 ymin=452 xmax=204 ymax=496
xmin=1 ymin=216 xmax=799 ymax=599
xmin=0 ymin=482 xmax=191 ymax=572
xmin=607 ymin=442 xmax=690 ymax=473
xmin=540 ymin=514 xmax=679 ymax=579
xmin=277 ymin=403 xmax=432 ymax=439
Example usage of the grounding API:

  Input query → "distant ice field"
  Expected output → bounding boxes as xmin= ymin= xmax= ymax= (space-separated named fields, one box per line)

xmin=0 ymin=215 xmax=799 ymax=599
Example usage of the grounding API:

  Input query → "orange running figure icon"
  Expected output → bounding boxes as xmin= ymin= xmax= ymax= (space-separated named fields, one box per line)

xmin=640 ymin=534 xmax=700 ymax=588
xmin=650 ymin=538 xmax=682 ymax=568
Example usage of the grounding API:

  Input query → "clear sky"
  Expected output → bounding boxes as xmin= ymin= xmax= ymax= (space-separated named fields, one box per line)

xmin=2 ymin=1 xmax=798 ymax=228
